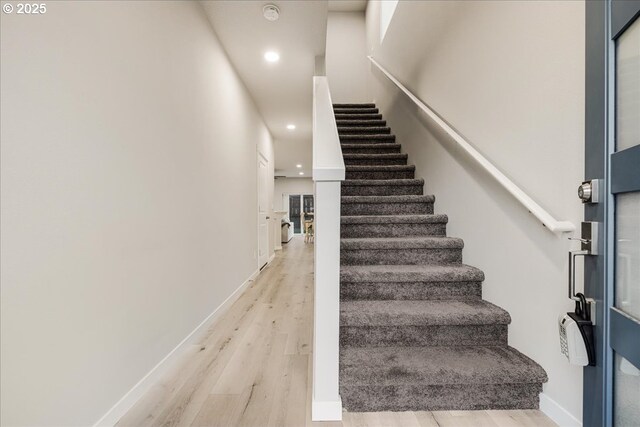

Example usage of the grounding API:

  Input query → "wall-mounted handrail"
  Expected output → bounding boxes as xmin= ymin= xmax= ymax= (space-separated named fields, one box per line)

xmin=368 ymin=56 xmax=575 ymax=234
xmin=311 ymin=76 xmax=343 ymax=421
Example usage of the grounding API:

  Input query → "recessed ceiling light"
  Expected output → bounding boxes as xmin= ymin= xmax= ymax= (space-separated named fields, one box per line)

xmin=264 ymin=51 xmax=280 ymax=63
xmin=296 ymin=164 xmax=302 ymax=168
xmin=287 ymin=124 xmax=296 ymax=130
xmin=299 ymin=172 xmax=304 ymax=175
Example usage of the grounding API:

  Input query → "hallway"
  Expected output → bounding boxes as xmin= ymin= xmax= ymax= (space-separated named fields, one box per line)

xmin=117 ymin=237 xmax=556 ymax=427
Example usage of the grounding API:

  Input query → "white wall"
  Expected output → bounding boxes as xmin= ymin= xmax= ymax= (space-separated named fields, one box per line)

xmin=0 ymin=2 xmax=274 ymax=426
xmin=325 ymin=11 xmax=369 ymax=103
xmin=274 ymin=177 xmax=314 ymax=213
xmin=366 ymin=0 xmax=585 ymax=423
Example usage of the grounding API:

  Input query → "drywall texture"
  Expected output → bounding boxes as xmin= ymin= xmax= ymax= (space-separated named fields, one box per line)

xmin=326 ymin=11 xmax=369 ymax=103
xmin=366 ymin=0 xmax=585 ymax=422
xmin=0 ymin=2 xmax=273 ymax=425
xmin=274 ymin=178 xmax=314 ymax=212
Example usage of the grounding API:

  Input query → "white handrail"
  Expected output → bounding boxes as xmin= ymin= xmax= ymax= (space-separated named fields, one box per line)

xmin=312 ymin=76 xmax=345 ymax=182
xmin=368 ymin=56 xmax=575 ymax=234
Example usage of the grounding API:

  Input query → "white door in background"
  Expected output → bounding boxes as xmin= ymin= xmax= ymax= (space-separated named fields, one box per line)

xmin=257 ymin=152 xmax=269 ymax=269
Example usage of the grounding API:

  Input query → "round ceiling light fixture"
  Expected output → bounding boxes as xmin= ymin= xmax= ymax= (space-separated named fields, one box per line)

xmin=263 ymin=4 xmax=280 ymax=22
xmin=287 ymin=124 xmax=296 ymax=130
xmin=264 ymin=51 xmax=280 ymax=62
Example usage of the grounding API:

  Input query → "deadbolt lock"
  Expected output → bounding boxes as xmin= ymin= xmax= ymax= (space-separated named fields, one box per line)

xmin=578 ymin=179 xmax=601 ymax=203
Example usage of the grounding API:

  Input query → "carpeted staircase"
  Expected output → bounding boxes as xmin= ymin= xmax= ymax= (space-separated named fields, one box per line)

xmin=335 ymin=103 xmax=548 ymax=412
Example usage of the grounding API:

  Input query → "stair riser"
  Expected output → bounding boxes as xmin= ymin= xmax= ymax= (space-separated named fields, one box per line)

xmin=340 ymin=281 xmax=482 ymax=301
xmin=336 ymin=121 xmax=387 ymax=127
xmin=341 ymin=145 xmax=401 ymax=154
xmin=335 ymin=114 xmax=383 ymax=120
xmin=341 ymin=222 xmax=445 ymax=238
xmin=340 ymin=325 xmax=508 ymax=347
xmin=341 ymin=248 xmax=462 ymax=265
xmin=341 ymin=184 xmax=422 ymax=196
xmin=346 ymin=170 xmax=415 ymax=180
xmin=339 ymin=383 xmax=543 ymax=412
xmin=341 ymin=202 xmax=433 ymax=216
xmin=334 ymin=108 xmax=379 ymax=114
xmin=339 ymin=128 xmax=391 ymax=135
xmin=333 ymin=104 xmax=376 ymax=109
xmin=343 ymin=157 xmax=408 ymax=166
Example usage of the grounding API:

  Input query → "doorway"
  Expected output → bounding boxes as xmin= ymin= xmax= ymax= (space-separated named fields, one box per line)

xmin=257 ymin=152 xmax=270 ymax=270
xmin=285 ymin=194 xmax=314 ymax=234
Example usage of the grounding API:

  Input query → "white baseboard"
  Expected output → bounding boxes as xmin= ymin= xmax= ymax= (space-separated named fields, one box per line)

xmin=311 ymin=398 xmax=343 ymax=421
xmin=540 ymin=393 xmax=581 ymax=427
xmin=93 ymin=268 xmax=260 ymax=427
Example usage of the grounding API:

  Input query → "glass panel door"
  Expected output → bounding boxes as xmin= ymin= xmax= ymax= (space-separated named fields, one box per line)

xmin=303 ymin=195 xmax=314 ymax=218
xmin=612 ymin=13 xmax=640 ymax=427
xmin=289 ymin=194 xmax=301 ymax=233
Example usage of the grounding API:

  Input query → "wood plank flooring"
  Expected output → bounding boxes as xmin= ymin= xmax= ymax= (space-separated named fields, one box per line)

xmin=117 ymin=236 xmax=557 ymax=427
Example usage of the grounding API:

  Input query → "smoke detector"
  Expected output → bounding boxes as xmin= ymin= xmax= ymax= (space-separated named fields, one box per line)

xmin=263 ymin=4 xmax=280 ymax=21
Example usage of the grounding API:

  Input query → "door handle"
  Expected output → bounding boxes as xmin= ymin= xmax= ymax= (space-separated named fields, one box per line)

xmin=568 ymin=250 xmax=589 ymax=301
xmin=567 ymin=249 xmax=597 ymax=324
xmin=566 ymin=221 xmax=599 ymax=323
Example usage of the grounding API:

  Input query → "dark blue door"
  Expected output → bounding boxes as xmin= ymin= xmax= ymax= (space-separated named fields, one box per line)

xmin=585 ymin=2 xmax=640 ymax=426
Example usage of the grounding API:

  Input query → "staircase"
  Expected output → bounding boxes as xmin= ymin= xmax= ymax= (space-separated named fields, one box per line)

xmin=335 ymin=103 xmax=548 ymax=412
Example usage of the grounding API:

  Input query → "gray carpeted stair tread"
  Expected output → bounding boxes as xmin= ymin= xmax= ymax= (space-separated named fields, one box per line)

xmin=346 ymin=165 xmax=415 ymax=180
xmin=341 ymin=143 xmax=401 ymax=154
xmin=341 ymin=182 xmax=423 ymax=197
xmin=333 ymin=103 xmax=376 ymax=108
xmin=341 ymin=179 xmax=423 ymax=197
xmin=343 ymin=153 xmax=408 ymax=166
xmin=340 ymin=215 xmax=445 ymax=236
xmin=336 ymin=120 xmax=387 ymax=127
xmin=346 ymin=165 xmax=414 ymax=172
xmin=341 ymin=195 xmax=433 ymax=216
xmin=334 ymin=108 xmax=379 ymax=114
xmin=342 ymin=195 xmax=434 ymax=204
xmin=340 ymin=346 xmax=548 ymax=386
xmin=343 ymin=153 xmax=407 ymax=160
xmin=341 ymin=300 xmax=511 ymax=327
xmin=335 ymin=113 xmax=383 ymax=120
xmin=340 ymin=282 xmax=482 ymax=301
xmin=341 ymin=213 xmax=445 ymax=223
xmin=341 ymin=236 xmax=463 ymax=250
xmin=340 ymin=134 xmax=396 ymax=142
xmin=339 ymin=127 xmax=391 ymax=134
xmin=340 ymin=263 xmax=484 ymax=283
xmin=342 ymin=179 xmax=424 ymax=188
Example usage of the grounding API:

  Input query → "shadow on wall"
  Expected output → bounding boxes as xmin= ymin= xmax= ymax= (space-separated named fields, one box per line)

xmin=372 ymin=65 xmax=568 ymax=268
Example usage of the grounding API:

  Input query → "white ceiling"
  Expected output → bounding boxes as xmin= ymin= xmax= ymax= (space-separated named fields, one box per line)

xmin=328 ymin=0 xmax=368 ymax=12
xmin=201 ymin=1 xmax=329 ymax=178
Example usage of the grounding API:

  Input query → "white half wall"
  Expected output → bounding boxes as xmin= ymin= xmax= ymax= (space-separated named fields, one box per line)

xmin=325 ymin=11 xmax=369 ymax=103
xmin=366 ymin=0 xmax=585 ymax=423
xmin=0 ymin=2 xmax=274 ymax=425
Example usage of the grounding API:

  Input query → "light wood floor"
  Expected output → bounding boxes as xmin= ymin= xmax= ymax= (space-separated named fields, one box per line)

xmin=117 ymin=236 xmax=557 ymax=427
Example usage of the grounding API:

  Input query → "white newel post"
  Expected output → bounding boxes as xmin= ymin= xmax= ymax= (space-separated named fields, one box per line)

xmin=311 ymin=76 xmax=344 ymax=421
xmin=312 ymin=181 xmax=342 ymax=420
